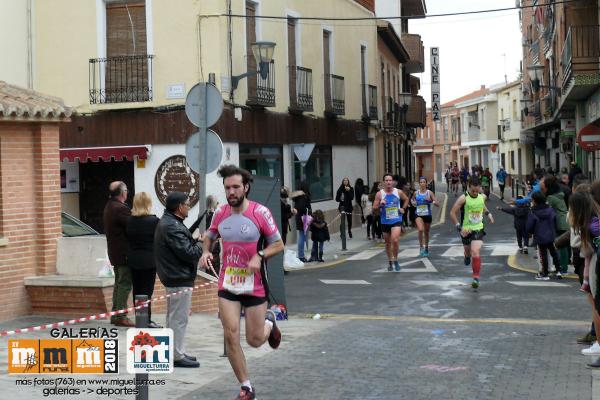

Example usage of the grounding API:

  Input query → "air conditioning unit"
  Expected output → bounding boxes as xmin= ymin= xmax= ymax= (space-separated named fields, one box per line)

xmin=502 ymin=119 xmax=511 ymax=131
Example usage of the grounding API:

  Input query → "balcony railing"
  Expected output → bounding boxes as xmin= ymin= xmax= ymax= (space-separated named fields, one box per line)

xmin=401 ymin=33 xmax=425 ymax=73
xmin=405 ymin=95 xmax=426 ymax=127
xmin=248 ymin=60 xmax=276 ymax=108
xmin=289 ymin=66 xmax=313 ymax=112
xmin=89 ymin=54 xmax=154 ymax=104
xmin=529 ymin=40 xmax=540 ymax=65
xmin=561 ymin=25 xmax=600 ymax=91
xmin=362 ymin=84 xmax=377 ymax=120
xmin=325 ymin=74 xmax=345 ymax=116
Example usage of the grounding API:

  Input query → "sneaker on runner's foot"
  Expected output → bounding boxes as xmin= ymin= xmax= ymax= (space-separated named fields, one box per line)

xmin=394 ymin=261 xmax=401 ymax=272
xmin=265 ymin=310 xmax=281 ymax=349
xmin=471 ymin=278 xmax=479 ymax=289
xmin=235 ymin=386 xmax=256 ymax=400
xmin=582 ymin=342 xmax=600 ymax=356
xmin=464 ymin=256 xmax=471 ymax=266
xmin=423 ymin=249 xmax=429 ymax=257
xmin=387 ymin=263 xmax=393 ymax=272
xmin=535 ymin=273 xmax=550 ymax=281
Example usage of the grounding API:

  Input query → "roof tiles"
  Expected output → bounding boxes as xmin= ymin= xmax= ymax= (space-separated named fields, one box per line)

xmin=0 ymin=81 xmax=72 ymax=121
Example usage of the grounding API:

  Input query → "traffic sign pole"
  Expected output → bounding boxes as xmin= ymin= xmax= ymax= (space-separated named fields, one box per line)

xmin=197 ymin=84 xmax=208 ymax=223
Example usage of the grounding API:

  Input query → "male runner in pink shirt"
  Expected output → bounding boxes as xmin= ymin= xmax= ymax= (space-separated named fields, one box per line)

xmin=201 ymin=165 xmax=284 ymax=400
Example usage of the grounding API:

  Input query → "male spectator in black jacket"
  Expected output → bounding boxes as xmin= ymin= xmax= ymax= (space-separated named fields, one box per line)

xmin=103 ymin=181 xmax=134 ymax=327
xmin=154 ymin=192 xmax=202 ymax=368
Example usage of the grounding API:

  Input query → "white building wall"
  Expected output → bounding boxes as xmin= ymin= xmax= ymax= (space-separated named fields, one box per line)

xmin=0 ymin=0 xmax=31 ymax=87
xmin=134 ymin=142 xmax=239 ymax=226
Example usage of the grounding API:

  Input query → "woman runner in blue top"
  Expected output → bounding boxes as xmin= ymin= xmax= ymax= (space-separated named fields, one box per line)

xmin=373 ymin=173 xmax=410 ymax=271
xmin=411 ymin=177 xmax=440 ymax=257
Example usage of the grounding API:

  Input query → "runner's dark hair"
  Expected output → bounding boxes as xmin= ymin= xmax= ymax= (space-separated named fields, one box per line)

xmin=218 ymin=164 xmax=253 ymax=195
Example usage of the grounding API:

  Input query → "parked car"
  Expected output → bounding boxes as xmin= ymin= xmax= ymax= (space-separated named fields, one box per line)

xmin=61 ymin=211 xmax=99 ymax=237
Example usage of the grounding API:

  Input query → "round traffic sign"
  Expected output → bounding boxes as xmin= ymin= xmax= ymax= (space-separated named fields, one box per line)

xmin=185 ymin=83 xmax=224 ymax=128
xmin=185 ymin=129 xmax=224 ymax=174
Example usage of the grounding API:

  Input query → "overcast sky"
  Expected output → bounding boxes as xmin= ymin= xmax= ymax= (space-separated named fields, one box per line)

xmin=409 ymin=0 xmax=523 ymax=105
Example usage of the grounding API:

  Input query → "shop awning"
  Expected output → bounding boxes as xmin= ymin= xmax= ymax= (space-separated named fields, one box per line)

xmin=59 ymin=145 xmax=150 ymax=163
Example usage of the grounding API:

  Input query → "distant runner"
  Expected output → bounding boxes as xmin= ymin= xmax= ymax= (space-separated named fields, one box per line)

xmin=373 ymin=173 xmax=410 ymax=271
xmin=450 ymin=177 xmax=494 ymax=289
xmin=411 ymin=177 xmax=440 ymax=257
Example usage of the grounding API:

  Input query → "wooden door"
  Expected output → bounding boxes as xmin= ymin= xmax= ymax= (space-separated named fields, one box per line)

xmin=246 ymin=1 xmax=257 ymax=100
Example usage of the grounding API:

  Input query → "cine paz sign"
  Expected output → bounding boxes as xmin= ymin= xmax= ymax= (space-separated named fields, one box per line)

xmin=431 ymin=47 xmax=440 ymax=121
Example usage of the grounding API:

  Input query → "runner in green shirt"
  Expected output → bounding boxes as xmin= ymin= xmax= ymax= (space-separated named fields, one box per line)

xmin=450 ymin=177 xmax=495 ymax=289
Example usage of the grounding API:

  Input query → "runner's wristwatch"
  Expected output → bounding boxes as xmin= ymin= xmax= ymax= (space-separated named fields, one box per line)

xmin=257 ymin=250 xmax=265 ymax=259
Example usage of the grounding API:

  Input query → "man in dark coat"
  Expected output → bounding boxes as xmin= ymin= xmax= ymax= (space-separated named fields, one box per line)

xmin=103 ymin=181 xmax=133 ymax=327
xmin=154 ymin=191 xmax=202 ymax=368
xmin=568 ymin=161 xmax=583 ymax=188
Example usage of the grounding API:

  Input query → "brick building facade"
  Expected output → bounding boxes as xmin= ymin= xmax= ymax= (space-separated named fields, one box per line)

xmin=0 ymin=81 xmax=71 ymax=320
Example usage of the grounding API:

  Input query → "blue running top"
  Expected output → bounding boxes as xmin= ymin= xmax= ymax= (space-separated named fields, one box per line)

xmin=414 ymin=189 xmax=432 ymax=217
xmin=379 ymin=189 xmax=403 ymax=225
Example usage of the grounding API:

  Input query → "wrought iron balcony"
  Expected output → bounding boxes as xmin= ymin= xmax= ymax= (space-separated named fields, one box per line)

xmin=324 ymin=74 xmax=345 ymax=116
xmin=289 ymin=66 xmax=313 ymax=113
xmin=561 ymin=25 xmax=600 ymax=96
xmin=89 ymin=54 xmax=154 ymax=104
xmin=247 ymin=60 xmax=276 ymax=108
xmin=400 ymin=33 xmax=425 ymax=73
xmin=362 ymin=84 xmax=378 ymax=120
xmin=383 ymin=96 xmax=396 ymax=129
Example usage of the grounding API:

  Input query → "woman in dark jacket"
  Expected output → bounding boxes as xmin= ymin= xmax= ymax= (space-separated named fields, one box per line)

xmin=542 ymin=174 xmax=570 ymax=274
xmin=336 ymin=177 xmax=355 ymax=238
xmin=292 ymin=182 xmax=312 ymax=262
xmin=126 ymin=192 xmax=161 ymax=328
xmin=280 ymin=186 xmax=294 ymax=245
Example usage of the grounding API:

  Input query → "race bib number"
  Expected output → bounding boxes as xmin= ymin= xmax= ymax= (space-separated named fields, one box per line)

xmin=222 ymin=266 xmax=254 ymax=295
xmin=386 ymin=207 xmax=399 ymax=220
xmin=469 ymin=212 xmax=483 ymax=224
xmin=416 ymin=204 xmax=429 ymax=216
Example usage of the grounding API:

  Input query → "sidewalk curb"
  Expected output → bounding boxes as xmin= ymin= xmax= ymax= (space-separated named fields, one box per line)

xmin=284 ymin=193 xmax=449 ymax=273
xmin=507 ymin=254 xmax=578 ymax=280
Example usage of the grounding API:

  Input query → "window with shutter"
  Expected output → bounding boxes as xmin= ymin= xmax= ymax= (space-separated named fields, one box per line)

xmin=105 ymin=1 xmax=150 ymax=103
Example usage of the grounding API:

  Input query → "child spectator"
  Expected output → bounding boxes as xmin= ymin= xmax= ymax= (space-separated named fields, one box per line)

xmin=496 ymin=195 xmax=530 ymax=254
xmin=526 ymin=191 xmax=560 ymax=280
xmin=309 ymin=209 xmax=330 ymax=263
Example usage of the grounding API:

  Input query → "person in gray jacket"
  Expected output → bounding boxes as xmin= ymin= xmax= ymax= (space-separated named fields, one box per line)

xmin=154 ymin=191 xmax=202 ymax=368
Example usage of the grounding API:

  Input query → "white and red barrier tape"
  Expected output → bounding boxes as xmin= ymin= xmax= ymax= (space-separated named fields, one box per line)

xmin=0 ymin=279 xmax=218 ymax=337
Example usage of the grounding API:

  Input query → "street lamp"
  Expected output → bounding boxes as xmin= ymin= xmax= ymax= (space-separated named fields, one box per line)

xmin=397 ymin=92 xmax=413 ymax=136
xmin=527 ymin=63 xmax=561 ymax=94
xmin=231 ymin=41 xmax=276 ymax=90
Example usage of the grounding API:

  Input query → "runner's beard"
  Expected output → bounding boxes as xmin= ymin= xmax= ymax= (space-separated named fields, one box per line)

xmin=227 ymin=193 xmax=245 ymax=207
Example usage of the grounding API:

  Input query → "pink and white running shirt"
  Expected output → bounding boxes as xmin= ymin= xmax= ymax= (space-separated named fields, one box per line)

xmin=207 ymin=200 xmax=281 ymax=297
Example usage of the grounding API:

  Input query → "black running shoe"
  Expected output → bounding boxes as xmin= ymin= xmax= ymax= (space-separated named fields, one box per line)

xmin=265 ymin=310 xmax=281 ymax=349
xmin=464 ymin=256 xmax=471 ymax=266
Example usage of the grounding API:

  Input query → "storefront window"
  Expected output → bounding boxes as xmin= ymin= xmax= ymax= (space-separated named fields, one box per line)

xmin=293 ymin=145 xmax=333 ymax=202
xmin=239 ymin=145 xmax=283 ymax=182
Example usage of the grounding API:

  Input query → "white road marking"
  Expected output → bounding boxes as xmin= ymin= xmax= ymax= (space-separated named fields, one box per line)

xmin=442 ymin=246 xmax=466 ymax=257
xmin=372 ymin=258 xmax=438 ymax=273
xmin=320 ymin=279 xmax=372 ymax=285
xmin=347 ymin=249 xmax=385 ymax=260
xmin=507 ymin=281 xmax=569 ymax=287
xmin=491 ymin=245 xmax=518 ymax=256
xmin=398 ymin=248 xmax=421 ymax=258
xmin=410 ymin=280 xmax=469 ymax=289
